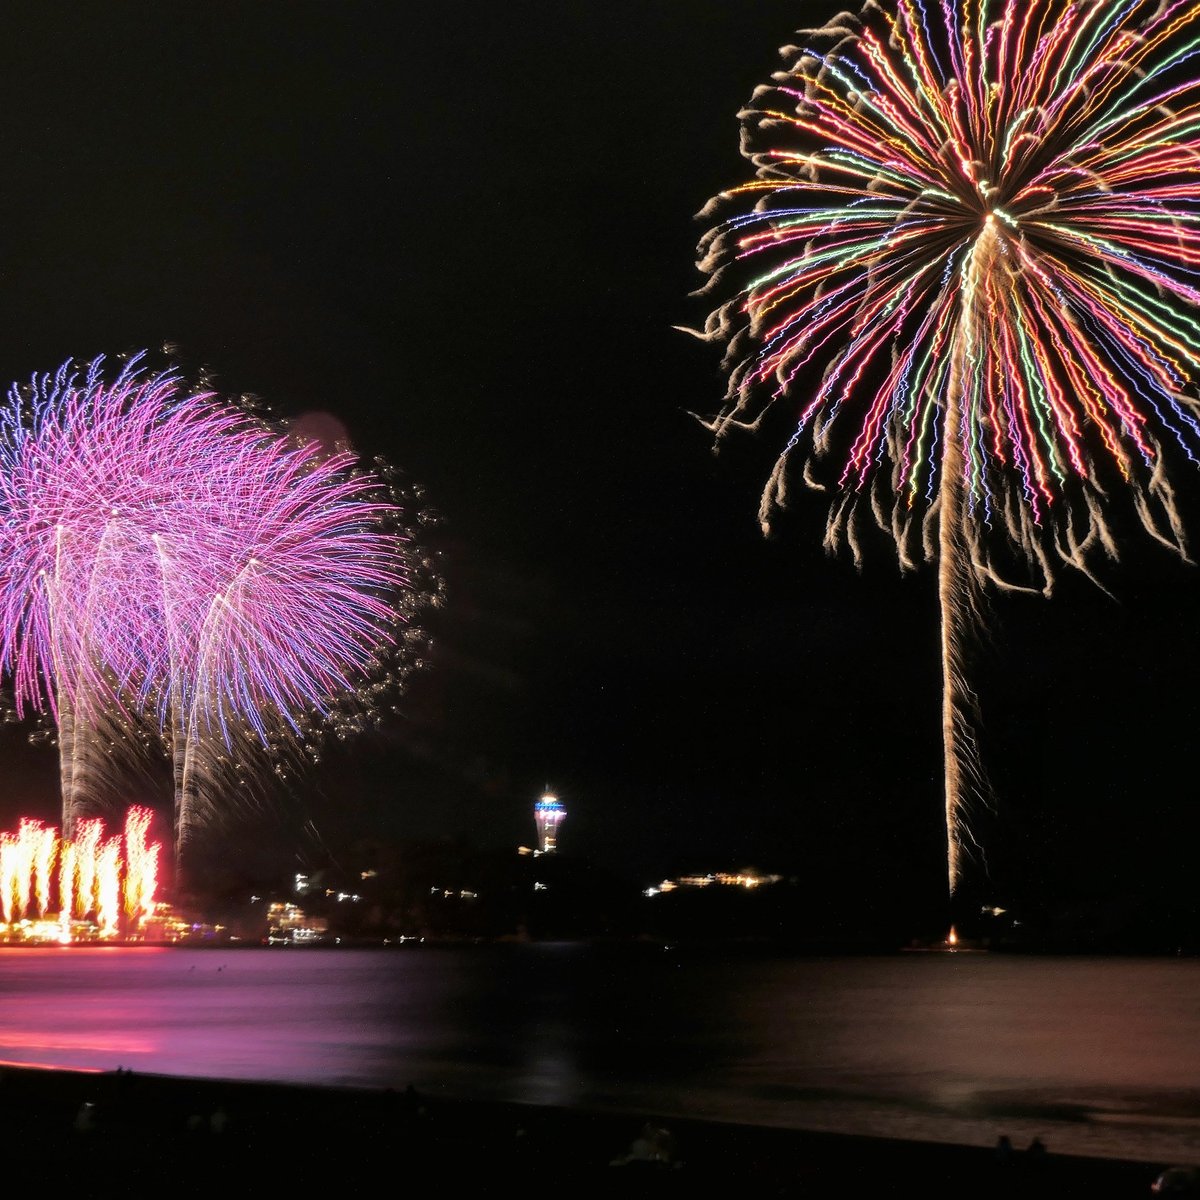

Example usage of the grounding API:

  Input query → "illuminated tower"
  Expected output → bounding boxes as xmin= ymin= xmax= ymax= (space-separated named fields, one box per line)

xmin=534 ymin=791 xmax=565 ymax=854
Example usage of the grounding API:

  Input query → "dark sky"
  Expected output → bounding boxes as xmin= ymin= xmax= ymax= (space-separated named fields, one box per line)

xmin=0 ymin=2 xmax=1198 ymax=928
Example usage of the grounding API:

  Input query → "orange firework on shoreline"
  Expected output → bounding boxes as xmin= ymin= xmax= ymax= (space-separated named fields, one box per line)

xmin=0 ymin=806 xmax=162 ymax=938
xmin=122 ymin=806 xmax=160 ymax=925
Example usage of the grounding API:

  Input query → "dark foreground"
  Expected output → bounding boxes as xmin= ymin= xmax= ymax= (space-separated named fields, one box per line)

xmin=3 ymin=1064 xmax=1185 ymax=1197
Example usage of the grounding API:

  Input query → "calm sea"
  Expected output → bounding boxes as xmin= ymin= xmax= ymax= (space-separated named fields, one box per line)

xmin=0 ymin=943 xmax=1197 ymax=1166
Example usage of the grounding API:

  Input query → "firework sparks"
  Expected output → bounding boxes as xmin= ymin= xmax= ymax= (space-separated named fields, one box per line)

xmin=57 ymin=840 xmax=77 ymax=936
xmin=0 ymin=354 xmax=253 ymax=839
xmin=122 ymin=806 xmax=159 ymax=923
xmin=155 ymin=417 xmax=414 ymax=865
xmin=0 ymin=352 xmax=434 ymax=874
xmin=693 ymin=0 xmax=1200 ymax=894
xmin=73 ymin=818 xmax=102 ymax=918
xmin=0 ymin=808 xmax=162 ymax=939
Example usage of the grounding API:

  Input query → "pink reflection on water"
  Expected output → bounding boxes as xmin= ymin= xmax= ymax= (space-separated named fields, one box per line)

xmin=0 ymin=945 xmax=170 ymax=1071
xmin=0 ymin=1060 xmax=103 ymax=1073
xmin=0 ymin=1031 xmax=155 ymax=1052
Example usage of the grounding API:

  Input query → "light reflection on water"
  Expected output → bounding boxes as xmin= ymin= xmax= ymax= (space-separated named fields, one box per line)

xmin=0 ymin=944 xmax=1198 ymax=1165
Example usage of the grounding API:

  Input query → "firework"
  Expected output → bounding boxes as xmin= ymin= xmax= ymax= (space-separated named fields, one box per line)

xmin=693 ymin=0 xmax=1200 ymax=894
xmin=0 ymin=356 xmax=244 ymax=719
xmin=0 ymin=354 xmax=254 ymax=839
xmin=158 ymin=421 xmax=413 ymax=865
xmin=0 ymin=807 xmax=161 ymax=939
xmin=122 ymin=806 xmax=159 ymax=923
xmin=0 ymin=352 xmax=432 ymax=873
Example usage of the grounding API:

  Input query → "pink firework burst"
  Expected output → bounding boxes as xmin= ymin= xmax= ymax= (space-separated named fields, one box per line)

xmin=0 ymin=352 xmax=427 ymax=868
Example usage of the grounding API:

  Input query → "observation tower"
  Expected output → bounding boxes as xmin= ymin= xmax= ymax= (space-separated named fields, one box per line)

xmin=534 ymin=791 xmax=565 ymax=854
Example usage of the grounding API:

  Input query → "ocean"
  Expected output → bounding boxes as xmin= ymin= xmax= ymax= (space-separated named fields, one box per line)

xmin=0 ymin=942 xmax=1197 ymax=1166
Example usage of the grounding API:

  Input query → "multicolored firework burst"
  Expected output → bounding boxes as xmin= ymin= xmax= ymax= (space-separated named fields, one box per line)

xmin=0 ymin=352 xmax=435 ymax=875
xmin=0 ymin=355 xmax=247 ymax=842
xmin=692 ymin=0 xmax=1200 ymax=895
xmin=152 ymin=404 xmax=420 ymax=864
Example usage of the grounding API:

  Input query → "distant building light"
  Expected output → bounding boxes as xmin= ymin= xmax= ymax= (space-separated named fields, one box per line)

xmin=266 ymin=902 xmax=328 ymax=942
xmin=534 ymin=790 xmax=566 ymax=854
xmin=646 ymin=871 xmax=782 ymax=894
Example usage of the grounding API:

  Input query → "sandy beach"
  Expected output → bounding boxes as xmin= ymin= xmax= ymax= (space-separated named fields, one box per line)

xmin=4 ymin=1063 xmax=1180 ymax=1197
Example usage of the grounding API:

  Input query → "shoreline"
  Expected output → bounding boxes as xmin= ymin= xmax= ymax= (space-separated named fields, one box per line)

xmin=0 ymin=1063 xmax=1176 ymax=1197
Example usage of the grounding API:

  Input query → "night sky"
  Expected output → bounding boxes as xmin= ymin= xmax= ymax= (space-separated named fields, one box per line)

xmin=1 ymin=2 xmax=1199 ymax=932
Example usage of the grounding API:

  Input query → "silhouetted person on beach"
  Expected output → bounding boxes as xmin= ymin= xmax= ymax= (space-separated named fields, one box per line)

xmin=610 ymin=1122 xmax=679 ymax=1168
xmin=401 ymin=1083 xmax=429 ymax=1120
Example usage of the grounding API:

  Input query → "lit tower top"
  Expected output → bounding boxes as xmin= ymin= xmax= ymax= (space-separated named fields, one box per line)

xmin=534 ymin=791 xmax=565 ymax=854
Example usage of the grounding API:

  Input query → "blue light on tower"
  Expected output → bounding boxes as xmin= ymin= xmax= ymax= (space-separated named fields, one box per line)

xmin=534 ymin=791 xmax=566 ymax=854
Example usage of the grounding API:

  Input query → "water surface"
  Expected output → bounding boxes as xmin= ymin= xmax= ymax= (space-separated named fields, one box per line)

xmin=1 ymin=944 xmax=1197 ymax=1165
